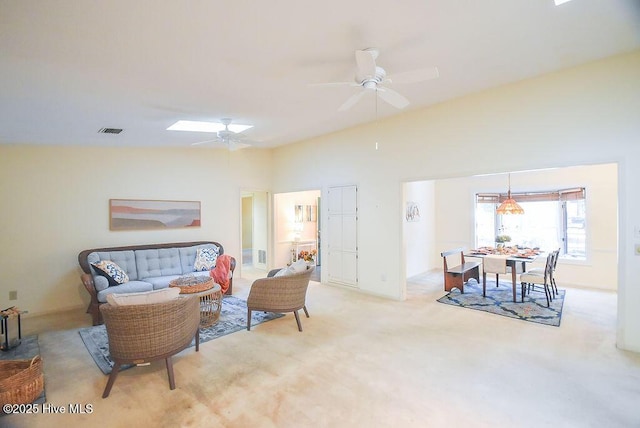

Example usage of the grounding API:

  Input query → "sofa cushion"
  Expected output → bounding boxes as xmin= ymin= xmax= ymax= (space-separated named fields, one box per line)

xmin=96 ymin=280 xmax=154 ymax=303
xmin=179 ymin=244 xmax=219 ymax=274
xmin=145 ymin=275 xmax=181 ymax=290
xmin=145 ymin=271 xmax=211 ymax=290
xmin=92 ymin=274 xmax=110 ymax=292
xmin=193 ymin=247 xmax=219 ymax=271
xmin=106 ymin=287 xmax=180 ymax=306
xmin=135 ymin=248 xmax=182 ymax=279
xmin=92 ymin=260 xmax=129 ymax=287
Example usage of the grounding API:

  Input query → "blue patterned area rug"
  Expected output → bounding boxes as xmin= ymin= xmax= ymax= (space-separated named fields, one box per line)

xmin=437 ymin=279 xmax=565 ymax=327
xmin=0 ymin=335 xmax=46 ymax=404
xmin=79 ymin=296 xmax=284 ymax=375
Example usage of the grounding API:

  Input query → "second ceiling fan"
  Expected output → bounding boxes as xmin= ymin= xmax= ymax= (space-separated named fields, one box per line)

xmin=191 ymin=118 xmax=253 ymax=151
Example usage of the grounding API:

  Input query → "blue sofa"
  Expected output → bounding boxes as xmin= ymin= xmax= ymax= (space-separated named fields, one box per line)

xmin=78 ymin=241 xmax=236 ymax=325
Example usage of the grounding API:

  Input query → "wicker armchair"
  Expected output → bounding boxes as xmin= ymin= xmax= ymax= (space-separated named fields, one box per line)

xmin=99 ymin=296 xmax=200 ymax=398
xmin=247 ymin=266 xmax=314 ymax=332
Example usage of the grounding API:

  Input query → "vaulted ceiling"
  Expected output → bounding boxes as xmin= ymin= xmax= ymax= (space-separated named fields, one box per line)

xmin=1 ymin=0 xmax=638 ymax=149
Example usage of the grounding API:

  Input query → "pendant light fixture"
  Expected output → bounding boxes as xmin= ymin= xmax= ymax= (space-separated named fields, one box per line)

xmin=496 ymin=173 xmax=524 ymax=215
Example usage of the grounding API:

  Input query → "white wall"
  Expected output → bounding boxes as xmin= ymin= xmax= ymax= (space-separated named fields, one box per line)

xmin=269 ymin=51 xmax=640 ymax=351
xmin=0 ymin=145 xmax=272 ymax=315
xmin=432 ymin=164 xmax=618 ymax=290
xmin=403 ymin=180 xmax=436 ymax=278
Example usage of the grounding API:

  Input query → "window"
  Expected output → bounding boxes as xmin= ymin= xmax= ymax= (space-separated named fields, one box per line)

xmin=475 ymin=188 xmax=586 ymax=260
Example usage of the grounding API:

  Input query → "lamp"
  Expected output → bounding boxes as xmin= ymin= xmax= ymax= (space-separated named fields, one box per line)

xmin=496 ymin=174 xmax=524 ymax=215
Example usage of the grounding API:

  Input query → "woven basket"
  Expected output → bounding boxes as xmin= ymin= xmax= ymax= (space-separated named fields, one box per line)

xmin=0 ymin=355 xmax=44 ymax=409
xmin=169 ymin=275 xmax=213 ymax=294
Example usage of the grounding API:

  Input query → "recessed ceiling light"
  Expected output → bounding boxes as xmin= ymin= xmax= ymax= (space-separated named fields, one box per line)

xmin=554 ymin=0 xmax=573 ymax=5
xmin=166 ymin=120 xmax=253 ymax=133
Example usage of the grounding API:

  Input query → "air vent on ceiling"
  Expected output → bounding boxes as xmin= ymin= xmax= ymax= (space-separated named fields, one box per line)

xmin=98 ymin=127 xmax=123 ymax=134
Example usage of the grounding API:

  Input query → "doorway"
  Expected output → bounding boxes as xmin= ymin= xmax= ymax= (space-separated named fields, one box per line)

xmin=401 ymin=163 xmax=619 ymax=298
xmin=241 ymin=191 xmax=268 ymax=277
xmin=273 ymin=189 xmax=321 ymax=281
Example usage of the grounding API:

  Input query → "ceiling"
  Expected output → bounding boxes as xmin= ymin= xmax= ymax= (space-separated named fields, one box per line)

xmin=1 ymin=0 xmax=639 ymax=149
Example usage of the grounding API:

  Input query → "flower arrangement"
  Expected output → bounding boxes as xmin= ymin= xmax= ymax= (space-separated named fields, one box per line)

xmin=298 ymin=249 xmax=317 ymax=262
xmin=495 ymin=235 xmax=512 ymax=243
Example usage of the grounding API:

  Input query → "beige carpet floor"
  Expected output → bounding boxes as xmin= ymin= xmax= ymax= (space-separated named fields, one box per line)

xmin=3 ymin=270 xmax=640 ymax=428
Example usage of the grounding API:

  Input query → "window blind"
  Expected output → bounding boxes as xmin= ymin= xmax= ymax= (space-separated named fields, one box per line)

xmin=477 ymin=188 xmax=585 ymax=203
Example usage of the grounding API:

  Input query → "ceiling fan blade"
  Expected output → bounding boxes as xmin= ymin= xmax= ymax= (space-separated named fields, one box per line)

xmin=377 ymin=87 xmax=410 ymax=109
xmin=338 ymin=90 xmax=368 ymax=112
xmin=309 ymin=81 xmax=356 ymax=87
xmin=386 ymin=67 xmax=439 ymax=84
xmin=355 ymin=49 xmax=377 ymax=79
xmin=190 ymin=139 xmax=220 ymax=146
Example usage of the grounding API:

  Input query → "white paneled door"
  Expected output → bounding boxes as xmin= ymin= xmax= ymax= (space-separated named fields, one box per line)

xmin=327 ymin=185 xmax=358 ymax=286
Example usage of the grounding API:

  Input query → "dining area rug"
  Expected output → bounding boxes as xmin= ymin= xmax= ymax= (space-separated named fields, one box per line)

xmin=79 ymin=296 xmax=284 ymax=375
xmin=437 ymin=279 xmax=565 ymax=327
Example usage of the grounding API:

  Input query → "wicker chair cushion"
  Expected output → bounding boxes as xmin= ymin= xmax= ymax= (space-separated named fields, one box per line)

xmin=106 ymin=287 xmax=180 ymax=306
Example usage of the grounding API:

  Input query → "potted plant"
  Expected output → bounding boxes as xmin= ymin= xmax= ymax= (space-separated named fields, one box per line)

xmin=495 ymin=235 xmax=511 ymax=248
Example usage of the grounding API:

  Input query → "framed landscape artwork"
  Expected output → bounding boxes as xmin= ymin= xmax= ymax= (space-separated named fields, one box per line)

xmin=109 ymin=199 xmax=201 ymax=231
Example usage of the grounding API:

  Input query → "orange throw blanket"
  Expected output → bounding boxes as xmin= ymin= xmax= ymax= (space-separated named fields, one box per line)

xmin=210 ymin=254 xmax=232 ymax=293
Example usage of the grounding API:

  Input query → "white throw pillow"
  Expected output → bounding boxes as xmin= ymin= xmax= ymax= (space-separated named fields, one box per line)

xmin=92 ymin=260 xmax=129 ymax=286
xmin=274 ymin=259 xmax=309 ymax=277
xmin=106 ymin=287 xmax=181 ymax=306
xmin=289 ymin=259 xmax=310 ymax=273
xmin=274 ymin=267 xmax=289 ymax=277
xmin=193 ymin=247 xmax=219 ymax=271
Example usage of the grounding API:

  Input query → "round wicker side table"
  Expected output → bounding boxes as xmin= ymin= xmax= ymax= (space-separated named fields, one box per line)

xmin=169 ymin=276 xmax=222 ymax=328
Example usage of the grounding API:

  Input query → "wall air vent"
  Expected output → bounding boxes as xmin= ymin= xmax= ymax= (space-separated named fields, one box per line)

xmin=98 ymin=128 xmax=123 ymax=134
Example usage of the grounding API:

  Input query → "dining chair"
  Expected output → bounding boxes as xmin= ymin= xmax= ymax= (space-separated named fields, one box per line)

xmin=482 ymin=255 xmax=508 ymax=297
xmin=548 ymin=249 xmax=560 ymax=296
xmin=520 ymin=252 xmax=554 ymax=307
xmin=526 ymin=248 xmax=560 ymax=297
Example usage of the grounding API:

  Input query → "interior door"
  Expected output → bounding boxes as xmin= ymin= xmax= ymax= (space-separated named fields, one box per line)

xmin=327 ymin=185 xmax=358 ymax=286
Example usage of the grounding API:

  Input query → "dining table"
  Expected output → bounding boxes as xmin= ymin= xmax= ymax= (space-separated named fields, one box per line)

xmin=464 ymin=249 xmax=542 ymax=303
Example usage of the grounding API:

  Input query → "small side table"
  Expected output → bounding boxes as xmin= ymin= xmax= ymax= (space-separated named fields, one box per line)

xmin=193 ymin=284 xmax=222 ymax=328
xmin=169 ymin=276 xmax=222 ymax=328
xmin=1 ymin=307 xmax=23 ymax=351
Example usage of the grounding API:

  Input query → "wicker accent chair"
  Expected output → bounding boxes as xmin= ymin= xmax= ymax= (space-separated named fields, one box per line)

xmin=247 ymin=266 xmax=314 ymax=332
xmin=99 ymin=296 xmax=200 ymax=398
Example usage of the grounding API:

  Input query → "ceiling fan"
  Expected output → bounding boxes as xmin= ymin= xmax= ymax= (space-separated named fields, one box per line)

xmin=191 ymin=118 xmax=253 ymax=151
xmin=316 ymin=48 xmax=439 ymax=111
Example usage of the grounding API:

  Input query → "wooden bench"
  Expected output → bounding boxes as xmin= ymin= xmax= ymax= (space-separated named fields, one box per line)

xmin=441 ymin=248 xmax=481 ymax=293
